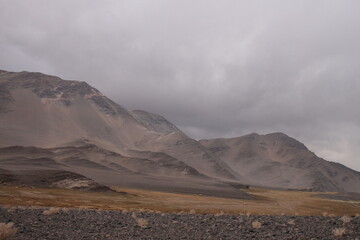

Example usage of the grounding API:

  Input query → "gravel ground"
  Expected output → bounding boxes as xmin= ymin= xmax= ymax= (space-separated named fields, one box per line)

xmin=0 ymin=207 xmax=359 ymax=239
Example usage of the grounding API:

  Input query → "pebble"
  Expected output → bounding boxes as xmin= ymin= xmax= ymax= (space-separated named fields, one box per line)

xmin=0 ymin=207 xmax=359 ymax=239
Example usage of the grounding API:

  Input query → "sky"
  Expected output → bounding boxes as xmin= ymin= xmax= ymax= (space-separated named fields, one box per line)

xmin=1 ymin=0 xmax=360 ymax=170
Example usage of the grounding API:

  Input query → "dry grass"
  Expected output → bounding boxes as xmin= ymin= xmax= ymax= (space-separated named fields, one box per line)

xmin=61 ymin=207 xmax=70 ymax=213
xmin=214 ymin=211 xmax=224 ymax=216
xmin=0 ymin=222 xmax=17 ymax=240
xmin=188 ymin=209 xmax=196 ymax=214
xmin=332 ymin=227 xmax=346 ymax=237
xmin=43 ymin=207 xmax=61 ymax=215
xmin=340 ymin=215 xmax=351 ymax=223
xmin=0 ymin=186 xmax=360 ymax=216
xmin=287 ymin=219 xmax=295 ymax=225
xmin=131 ymin=212 xmax=137 ymax=219
xmin=130 ymin=212 xmax=148 ymax=228
xmin=136 ymin=218 xmax=148 ymax=228
xmin=252 ymin=220 xmax=262 ymax=229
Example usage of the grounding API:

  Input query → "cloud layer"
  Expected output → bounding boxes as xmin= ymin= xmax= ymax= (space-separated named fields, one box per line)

xmin=1 ymin=0 xmax=360 ymax=170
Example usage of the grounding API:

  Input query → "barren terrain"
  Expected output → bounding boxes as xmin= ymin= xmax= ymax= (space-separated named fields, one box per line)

xmin=1 ymin=206 xmax=359 ymax=239
xmin=1 ymin=70 xmax=360 ymax=239
xmin=0 ymin=186 xmax=360 ymax=216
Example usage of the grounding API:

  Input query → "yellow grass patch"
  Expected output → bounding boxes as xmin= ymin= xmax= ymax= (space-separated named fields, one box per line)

xmin=0 ymin=186 xmax=359 ymax=216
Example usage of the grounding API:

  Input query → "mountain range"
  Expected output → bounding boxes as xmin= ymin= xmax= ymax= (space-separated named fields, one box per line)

xmin=1 ymin=69 xmax=359 ymax=195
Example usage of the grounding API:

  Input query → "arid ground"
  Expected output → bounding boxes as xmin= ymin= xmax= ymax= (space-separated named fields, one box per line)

xmin=1 ymin=186 xmax=360 ymax=239
xmin=0 ymin=186 xmax=360 ymax=216
xmin=0 ymin=205 xmax=359 ymax=239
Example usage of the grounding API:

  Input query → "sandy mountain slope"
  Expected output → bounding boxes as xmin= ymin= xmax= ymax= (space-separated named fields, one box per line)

xmin=129 ymin=110 xmax=246 ymax=182
xmin=130 ymin=110 xmax=183 ymax=134
xmin=0 ymin=70 xmax=239 ymax=180
xmin=0 ymin=142 xmax=205 ymax=182
xmin=0 ymin=70 xmax=147 ymax=149
xmin=200 ymin=133 xmax=360 ymax=192
xmin=0 ymin=168 xmax=112 ymax=192
xmin=0 ymin=70 xmax=249 ymax=197
xmin=128 ymin=109 xmax=245 ymax=181
xmin=0 ymin=143 xmax=250 ymax=198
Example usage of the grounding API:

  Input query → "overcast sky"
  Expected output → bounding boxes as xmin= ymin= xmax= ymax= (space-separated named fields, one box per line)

xmin=1 ymin=0 xmax=360 ymax=170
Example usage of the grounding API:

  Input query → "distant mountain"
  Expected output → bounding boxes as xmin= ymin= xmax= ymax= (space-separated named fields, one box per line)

xmin=200 ymin=133 xmax=360 ymax=192
xmin=1 ymin=69 xmax=359 ymax=194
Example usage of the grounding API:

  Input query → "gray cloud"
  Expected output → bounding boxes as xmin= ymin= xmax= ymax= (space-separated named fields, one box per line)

xmin=1 ymin=0 xmax=360 ymax=170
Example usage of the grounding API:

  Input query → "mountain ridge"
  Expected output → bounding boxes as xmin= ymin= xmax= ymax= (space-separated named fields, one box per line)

xmin=200 ymin=132 xmax=360 ymax=192
xmin=0 ymin=69 xmax=359 ymax=193
xmin=0 ymin=69 xmax=250 ymax=198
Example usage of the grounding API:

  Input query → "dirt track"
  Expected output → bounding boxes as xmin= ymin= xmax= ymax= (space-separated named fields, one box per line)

xmin=1 ymin=207 xmax=359 ymax=239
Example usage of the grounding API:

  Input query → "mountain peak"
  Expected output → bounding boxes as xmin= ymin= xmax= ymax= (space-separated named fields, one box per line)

xmin=2 ymin=70 xmax=98 ymax=98
xmin=0 ymin=70 xmax=133 ymax=116
xmin=265 ymin=132 xmax=308 ymax=150
xmin=265 ymin=132 xmax=288 ymax=137
xmin=233 ymin=132 xmax=307 ymax=151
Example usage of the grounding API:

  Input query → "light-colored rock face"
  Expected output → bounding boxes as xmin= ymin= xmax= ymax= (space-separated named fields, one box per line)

xmin=200 ymin=133 xmax=360 ymax=192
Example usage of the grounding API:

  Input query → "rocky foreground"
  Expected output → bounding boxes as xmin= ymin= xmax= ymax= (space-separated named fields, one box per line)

xmin=0 ymin=207 xmax=359 ymax=239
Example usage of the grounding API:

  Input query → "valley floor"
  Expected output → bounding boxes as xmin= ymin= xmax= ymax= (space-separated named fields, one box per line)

xmin=0 ymin=186 xmax=360 ymax=239
xmin=0 ymin=186 xmax=359 ymax=216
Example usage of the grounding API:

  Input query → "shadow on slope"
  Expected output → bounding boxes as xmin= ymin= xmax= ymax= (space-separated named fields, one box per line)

xmin=0 ymin=143 xmax=253 ymax=199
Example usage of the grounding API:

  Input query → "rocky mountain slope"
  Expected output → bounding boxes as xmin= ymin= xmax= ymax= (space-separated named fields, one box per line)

xmin=200 ymin=133 xmax=360 ymax=192
xmin=0 ymin=70 xmax=249 ymax=198
xmin=130 ymin=110 xmax=183 ymax=134
xmin=0 ymin=69 xmax=359 ymax=193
